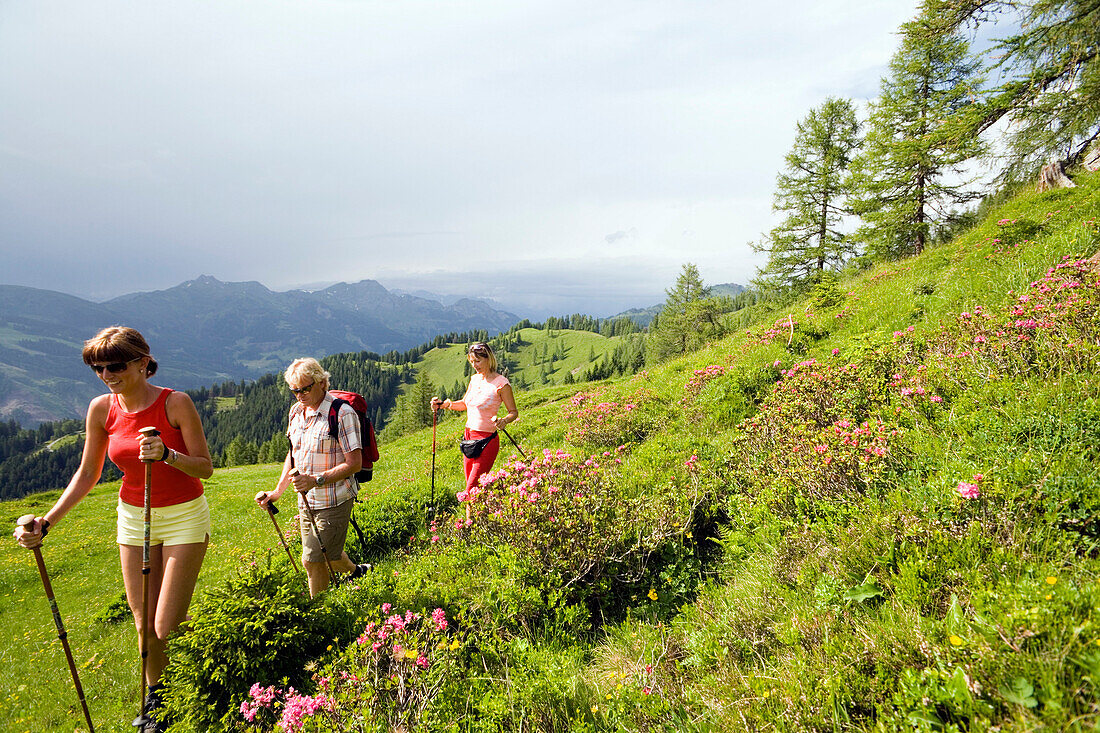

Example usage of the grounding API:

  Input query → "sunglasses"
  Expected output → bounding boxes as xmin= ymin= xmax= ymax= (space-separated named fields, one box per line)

xmin=289 ymin=382 xmax=315 ymax=395
xmin=468 ymin=344 xmax=489 ymax=355
xmin=90 ymin=357 xmax=140 ymax=375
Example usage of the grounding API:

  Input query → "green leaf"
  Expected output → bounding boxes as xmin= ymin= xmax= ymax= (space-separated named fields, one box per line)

xmin=843 ymin=581 xmax=883 ymax=603
xmin=999 ymin=677 xmax=1037 ymax=708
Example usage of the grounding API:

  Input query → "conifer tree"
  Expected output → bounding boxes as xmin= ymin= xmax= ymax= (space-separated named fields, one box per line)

xmin=847 ymin=3 xmax=985 ymax=258
xmin=647 ymin=263 xmax=722 ymax=364
xmin=753 ymin=98 xmax=861 ymax=292
xmin=929 ymin=0 xmax=1100 ymax=182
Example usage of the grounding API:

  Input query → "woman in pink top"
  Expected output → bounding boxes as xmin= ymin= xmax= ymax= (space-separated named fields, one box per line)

xmin=431 ymin=342 xmax=518 ymax=519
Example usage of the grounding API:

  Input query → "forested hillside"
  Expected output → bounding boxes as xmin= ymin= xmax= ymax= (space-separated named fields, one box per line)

xmin=0 ymin=317 xmax=646 ymax=500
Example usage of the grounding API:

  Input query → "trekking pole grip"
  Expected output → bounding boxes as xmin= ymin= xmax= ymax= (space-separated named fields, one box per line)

xmin=138 ymin=426 xmax=161 ymax=462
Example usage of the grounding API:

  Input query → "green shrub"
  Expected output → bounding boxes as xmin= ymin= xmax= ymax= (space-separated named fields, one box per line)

xmin=348 ymin=481 xmax=454 ymax=562
xmin=160 ymin=559 xmax=358 ymax=731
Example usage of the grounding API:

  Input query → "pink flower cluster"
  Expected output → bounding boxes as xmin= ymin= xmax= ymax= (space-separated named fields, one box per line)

xmin=956 ymin=473 xmax=984 ymax=499
xmin=278 ymin=691 xmax=332 ymax=733
xmin=239 ymin=684 xmax=333 ymax=733
xmin=240 ymin=683 xmax=279 ymax=723
xmin=563 ymin=388 xmax=654 ymax=447
xmin=682 ymin=364 xmax=730 ymax=404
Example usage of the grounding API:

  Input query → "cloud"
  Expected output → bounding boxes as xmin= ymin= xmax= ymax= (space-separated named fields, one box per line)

xmin=0 ymin=0 xmax=922 ymax=306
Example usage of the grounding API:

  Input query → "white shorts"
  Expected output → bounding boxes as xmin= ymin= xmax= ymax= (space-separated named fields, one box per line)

xmin=117 ymin=495 xmax=211 ymax=546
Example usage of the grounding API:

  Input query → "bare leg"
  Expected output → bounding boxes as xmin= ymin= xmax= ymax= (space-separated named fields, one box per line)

xmin=121 ymin=539 xmax=207 ymax=684
xmin=303 ymin=551 xmax=356 ymax=597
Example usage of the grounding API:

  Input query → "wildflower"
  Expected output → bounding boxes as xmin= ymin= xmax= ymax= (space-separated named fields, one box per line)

xmin=956 ymin=482 xmax=980 ymax=499
xmin=949 ymin=635 xmax=964 ymax=647
xmin=432 ymin=607 xmax=448 ymax=631
xmin=1046 ymin=576 xmax=1057 ymax=585
xmin=648 ymin=588 xmax=658 ymax=601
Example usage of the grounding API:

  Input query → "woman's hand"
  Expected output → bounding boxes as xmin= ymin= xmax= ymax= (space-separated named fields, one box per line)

xmin=138 ymin=432 xmax=167 ymax=462
xmin=13 ymin=515 xmax=48 ymax=549
xmin=430 ymin=397 xmax=444 ymax=411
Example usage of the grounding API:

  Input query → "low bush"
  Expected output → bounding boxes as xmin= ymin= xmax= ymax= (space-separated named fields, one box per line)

xmin=160 ymin=559 xmax=359 ymax=731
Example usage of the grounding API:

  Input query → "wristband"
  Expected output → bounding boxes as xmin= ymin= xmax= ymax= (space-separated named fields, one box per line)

xmin=159 ymin=444 xmax=170 ymax=462
xmin=41 ymin=519 xmax=50 ymax=537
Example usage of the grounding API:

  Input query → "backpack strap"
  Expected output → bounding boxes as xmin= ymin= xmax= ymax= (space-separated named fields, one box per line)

xmin=327 ymin=398 xmax=346 ymax=439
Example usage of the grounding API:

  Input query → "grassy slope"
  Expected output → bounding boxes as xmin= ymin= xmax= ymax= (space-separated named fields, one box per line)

xmin=1 ymin=174 xmax=1098 ymax=730
xmin=416 ymin=327 xmax=630 ymax=392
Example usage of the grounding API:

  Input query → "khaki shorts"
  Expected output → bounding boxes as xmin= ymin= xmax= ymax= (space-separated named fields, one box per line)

xmin=117 ymin=495 xmax=211 ymax=546
xmin=299 ymin=498 xmax=354 ymax=564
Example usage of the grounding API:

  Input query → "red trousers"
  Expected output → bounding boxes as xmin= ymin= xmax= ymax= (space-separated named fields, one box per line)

xmin=462 ymin=428 xmax=499 ymax=497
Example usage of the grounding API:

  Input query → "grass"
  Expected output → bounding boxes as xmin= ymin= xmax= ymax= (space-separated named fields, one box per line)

xmin=415 ymin=327 xmax=632 ymax=393
xmin=1 ymin=172 xmax=1099 ymax=731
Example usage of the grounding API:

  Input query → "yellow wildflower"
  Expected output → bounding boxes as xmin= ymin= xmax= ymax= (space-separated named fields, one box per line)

xmin=949 ymin=635 xmax=964 ymax=647
xmin=648 ymin=589 xmax=658 ymax=601
xmin=1046 ymin=576 xmax=1057 ymax=585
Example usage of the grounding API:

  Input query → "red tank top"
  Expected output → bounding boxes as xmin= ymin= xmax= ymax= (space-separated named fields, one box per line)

xmin=106 ymin=388 xmax=204 ymax=507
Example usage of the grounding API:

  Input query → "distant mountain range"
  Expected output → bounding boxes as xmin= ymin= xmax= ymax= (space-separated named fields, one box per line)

xmin=0 ymin=276 xmax=519 ymax=425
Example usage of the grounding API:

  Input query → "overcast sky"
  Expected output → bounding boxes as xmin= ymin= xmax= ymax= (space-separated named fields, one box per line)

xmin=0 ymin=0 xmax=922 ymax=317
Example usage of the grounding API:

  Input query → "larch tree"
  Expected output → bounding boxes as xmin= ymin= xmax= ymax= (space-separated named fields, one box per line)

xmin=753 ymin=97 xmax=862 ymax=293
xmin=847 ymin=2 xmax=986 ymax=258
xmin=927 ymin=0 xmax=1100 ymax=183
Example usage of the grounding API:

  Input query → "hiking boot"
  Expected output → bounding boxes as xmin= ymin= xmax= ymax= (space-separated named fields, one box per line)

xmin=133 ymin=683 xmax=164 ymax=730
xmin=348 ymin=563 xmax=372 ymax=580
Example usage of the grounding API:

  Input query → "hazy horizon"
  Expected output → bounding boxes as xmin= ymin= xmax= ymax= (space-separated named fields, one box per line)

xmin=2 ymin=1 xmax=922 ymax=315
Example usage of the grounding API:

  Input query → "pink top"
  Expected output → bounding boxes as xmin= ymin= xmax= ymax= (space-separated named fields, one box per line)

xmin=463 ymin=373 xmax=510 ymax=432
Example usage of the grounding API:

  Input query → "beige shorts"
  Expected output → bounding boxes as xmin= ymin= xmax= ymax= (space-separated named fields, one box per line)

xmin=117 ymin=495 xmax=211 ymax=546
xmin=299 ymin=498 xmax=354 ymax=563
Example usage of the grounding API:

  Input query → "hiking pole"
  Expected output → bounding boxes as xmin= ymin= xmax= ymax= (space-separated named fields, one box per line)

xmin=135 ymin=426 xmax=159 ymax=729
xmin=17 ymin=515 xmax=96 ymax=733
xmin=289 ymin=469 xmax=338 ymax=584
xmin=498 ymin=424 xmax=527 ymax=460
xmin=258 ymin=494 xmax=301 ymax=573
xmin=429 ymin=408 xmax=438 ymax=518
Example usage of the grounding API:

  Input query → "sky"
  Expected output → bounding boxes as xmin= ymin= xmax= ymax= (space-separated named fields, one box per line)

xmin=0 ymin=0 xmax=923 ymax=318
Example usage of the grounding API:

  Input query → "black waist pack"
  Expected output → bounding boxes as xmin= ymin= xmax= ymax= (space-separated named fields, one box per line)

xmin=459 ymin=432 xmax=497 ymax=459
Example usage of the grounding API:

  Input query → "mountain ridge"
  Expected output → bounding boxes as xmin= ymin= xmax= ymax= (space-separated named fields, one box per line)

xmin=0 ymin=276 xmax=520 ymax=425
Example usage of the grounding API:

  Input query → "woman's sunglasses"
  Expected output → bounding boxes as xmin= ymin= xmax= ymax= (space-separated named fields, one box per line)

xmin=90 ymin=357 xmax=140 ymax=374
xmin=289 ymin=382 xmax=315 ymax=395
xmin=468 ymin=343 xmax=489 ymax=355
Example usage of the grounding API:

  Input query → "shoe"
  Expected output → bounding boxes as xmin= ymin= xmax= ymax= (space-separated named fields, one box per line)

xmin=348 ymin=563 xmax=372 ymax=580
xmin=133 ymin=684 xmax=164 ymax=729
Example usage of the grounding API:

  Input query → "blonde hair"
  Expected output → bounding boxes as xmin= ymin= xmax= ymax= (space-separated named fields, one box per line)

xmin=284 ymin=358 xmax=329 ymax=389
xmin=467 ymin=342 xmax=497 ymax=373
xmin=82 ymin=326 xmax=157 ymax=376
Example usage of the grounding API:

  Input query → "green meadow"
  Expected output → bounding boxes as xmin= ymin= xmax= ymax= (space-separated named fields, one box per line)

xmin=1 ymin=174 xmax=1099 ymax=730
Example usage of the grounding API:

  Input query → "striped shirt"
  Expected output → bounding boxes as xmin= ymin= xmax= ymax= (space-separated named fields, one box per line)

xmin=288 ymin=392 xmax=362 ymax=509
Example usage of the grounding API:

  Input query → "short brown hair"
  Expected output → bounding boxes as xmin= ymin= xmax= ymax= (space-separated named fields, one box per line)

xmin=82 ymin=326 xmax=158 ymax=376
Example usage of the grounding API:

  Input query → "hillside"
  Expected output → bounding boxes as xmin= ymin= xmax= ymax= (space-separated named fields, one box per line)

xmin=1 ymin=175 xmax=1099 ymax=730
xmin=0 ymin=276 xmax=519 ymax=426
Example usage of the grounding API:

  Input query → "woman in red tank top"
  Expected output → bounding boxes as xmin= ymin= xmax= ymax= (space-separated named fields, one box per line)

xmin=12 ymin=326 xmax=213 ymax=732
